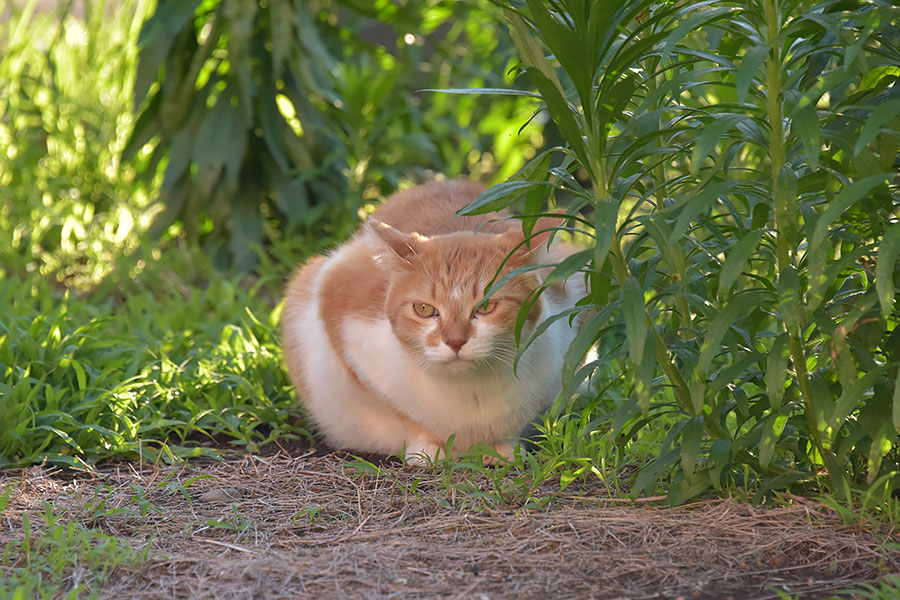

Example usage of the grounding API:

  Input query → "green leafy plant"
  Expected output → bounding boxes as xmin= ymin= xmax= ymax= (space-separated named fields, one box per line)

xmin=469 ymin=0 xmax=900 ymax=502
xmin=129 ymin=0 xmax=546 ymax=269
xmin=126 ymin=0 xmax=349 ymax=270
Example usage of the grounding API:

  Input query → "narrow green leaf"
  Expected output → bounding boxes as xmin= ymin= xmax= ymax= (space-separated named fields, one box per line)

xmin=736 ymin=46 xmax=767 ymax=104
xmin=593 ymin=201 xmax=617 ymax=276
xmin=893 ymin=366 xmax=900 ymax=433
xmin=807 ymin=174 xmax=889 ymax=312
xmin=792 ymin=103 xmax=821 ymax=170
xmin=867 ymin=423 xmax=893 ymax=484
xmin=544 ymin=250 xmax=592 ymax=286
xmin=460 ymin=181 xmax=551 ymax=215
xmin=503 ymin=11 xmax=565 ymax=98
xmin=766 ymin=333 xmax=790 ymax=412
xmin=759 ymin=411 xmax=788 ymax=471
xmin=522 ymin=187 xmax=545 ymax=240
xmin=636 ymin=329 xmax=656 ymax=415
xmin=690 ymin=115 xmax=746 ymax=175
xmin=561 ymin=309 xmax=609 ymax=398
xmin=697 ymin=291 xmax=765 ymax=376
xmin=717 ymin=230 xmax=764 ymax=298
xmin=517 ymin=147 xmax=557 ymax=182
xmin=689 ymin=380 xmax=705 ymax=416
xmin=501 ymin=11 xmax=587 ymax=168
xmin=138 ymin=0 xmax=203 ymax=46
xmin=660 ymin=6 xmax=735 ymax=64
xmin=667 ymin=470 xmax=712 ymax=505
xmin=680 ymin=417 xmax=704 ymax=481
xmin=777 ymin=267 xmax=802 ymax=333
xmin=622 ymin=277 xmax=647 ymax=366
xmin=876 ymin=222 xmax=900 ymax=318
xmin=810 ymin=175 xmax=890 ymax=248
xmin=528 ymin=69 xmax=589 ymax=169
xmin=668 ymin=181 xmax=735 ymax=243
xmin=831 ymin=367 xmax=889 ymax=440
xmin=419 ymin=87 xmax=542 ymax=98
xmin=708 ymin=439 xmax=732 ymax=490
xmin=640 ymin=216 xmax=685 ymax=274
xmin=192 ymin=95 xmax=239 ymax=197
xmin=133 ymin=0 xmax=203 ymax=108
xmin=855 ymin=98 xmax=900 ymax=156
xmin=517 ymin=305 xmax=596 ymax=369
xmin=0 ymin=484 xmax=12 ymax=517
xmin=70 ymin=360 xmax=87 ymax=392
xmin=632 ymin=447 xmax=680 ymax=499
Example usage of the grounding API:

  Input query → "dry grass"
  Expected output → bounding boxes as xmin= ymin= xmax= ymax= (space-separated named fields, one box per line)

xmin=2 ymin=451 xmax=898 ymax=599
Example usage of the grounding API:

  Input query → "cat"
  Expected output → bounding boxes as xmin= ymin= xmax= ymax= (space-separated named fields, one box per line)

xmin=281 ymin=180 xmax=584 ymax=465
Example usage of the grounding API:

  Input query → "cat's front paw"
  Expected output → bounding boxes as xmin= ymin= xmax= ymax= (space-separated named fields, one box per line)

xmin=403 ymin=440 xmax=441 ymax=468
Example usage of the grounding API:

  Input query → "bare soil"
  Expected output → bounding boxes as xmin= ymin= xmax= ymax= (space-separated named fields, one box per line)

xmin=2 ymin=450 xmax=898 ymax=599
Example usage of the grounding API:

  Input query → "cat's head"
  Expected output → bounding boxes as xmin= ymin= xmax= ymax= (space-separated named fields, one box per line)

xmin=367 ymin=220 xmax=545 ymax=373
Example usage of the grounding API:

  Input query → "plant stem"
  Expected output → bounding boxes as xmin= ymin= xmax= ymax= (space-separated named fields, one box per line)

xmin=765 ymin=0 xmax=788 ymax=273
xmin=763 ymin=0 xmax=841 ymax=492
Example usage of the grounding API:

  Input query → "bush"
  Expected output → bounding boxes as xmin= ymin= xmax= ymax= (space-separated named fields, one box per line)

xmin=474 ymin=0 xmax=900 ymax=502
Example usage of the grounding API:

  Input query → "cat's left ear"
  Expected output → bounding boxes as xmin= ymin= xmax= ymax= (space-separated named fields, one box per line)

xmin=365 ymin=219 xmax=429 ymax=266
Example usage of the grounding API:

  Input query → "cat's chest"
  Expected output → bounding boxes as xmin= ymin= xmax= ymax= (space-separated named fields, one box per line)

xmin=339 ymin=317 xmax=527 ymax=425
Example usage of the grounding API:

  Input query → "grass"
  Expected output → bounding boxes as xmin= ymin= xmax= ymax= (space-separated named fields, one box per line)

xmin=0 ymin=0 xmax=316 ymax=471
xmin=0 ymin=259 xmax=305 ymax=470
xmin=0 ymin=486 xmax=148 ymax=599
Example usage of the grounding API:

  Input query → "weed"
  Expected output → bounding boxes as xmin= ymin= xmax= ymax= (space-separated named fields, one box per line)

xmin=0 ymin=498 xmax=147 ymax=599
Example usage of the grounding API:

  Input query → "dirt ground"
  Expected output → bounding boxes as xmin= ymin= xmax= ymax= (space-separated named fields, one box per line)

xmin=2 ymin=449 xmax=898 ymax=599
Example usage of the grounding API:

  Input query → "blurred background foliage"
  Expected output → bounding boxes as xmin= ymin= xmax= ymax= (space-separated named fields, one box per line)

xmin=126 ymin=0 xmax=546 ymax=269
xmin=1 ymin=0 xmax=546 ymax=283
xmin=0 ymin=0 xmax=157 ymax=289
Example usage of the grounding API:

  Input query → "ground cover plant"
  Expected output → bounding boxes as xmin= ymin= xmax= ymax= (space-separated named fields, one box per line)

xmin=1 ymin=0 xmax=899 ymax=598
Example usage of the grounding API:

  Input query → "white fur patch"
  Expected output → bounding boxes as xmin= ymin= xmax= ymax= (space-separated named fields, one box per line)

xmin=285 ymin=237 xmax=585 ymax=457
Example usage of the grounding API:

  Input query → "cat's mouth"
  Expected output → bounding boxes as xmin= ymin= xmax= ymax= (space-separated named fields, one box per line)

xmin=429 ymin=353 xmax=491 ymax=373
xmin=436 ymin=355 xmax=474 ymax=369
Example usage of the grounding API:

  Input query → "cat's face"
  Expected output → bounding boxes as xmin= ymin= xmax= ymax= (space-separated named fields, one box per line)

xmin=370 ymin=223 xmax=543 ymax=373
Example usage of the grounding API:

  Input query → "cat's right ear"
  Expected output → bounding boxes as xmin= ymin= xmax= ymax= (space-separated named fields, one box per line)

xmin=364 ymin=219 xmax=424 ymax=267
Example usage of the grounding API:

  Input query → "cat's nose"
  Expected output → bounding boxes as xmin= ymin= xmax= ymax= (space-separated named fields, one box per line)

xmin=444 ymin=337 xmax=467 ymax=354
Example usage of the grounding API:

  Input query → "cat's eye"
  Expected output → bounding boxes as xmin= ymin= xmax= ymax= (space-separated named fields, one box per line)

xmin=474 ymin=299 xmax=497 ymax=316
xmin=413 ymin=302 xmax=437 ymax=318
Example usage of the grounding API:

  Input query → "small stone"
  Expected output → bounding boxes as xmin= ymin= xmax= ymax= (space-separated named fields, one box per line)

xmin=198 ymin=487 xmax=244 ymax=503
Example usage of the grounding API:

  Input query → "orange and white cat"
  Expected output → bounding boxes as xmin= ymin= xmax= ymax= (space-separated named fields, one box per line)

xmin=281 ymin=180 xmax=583 ymax=464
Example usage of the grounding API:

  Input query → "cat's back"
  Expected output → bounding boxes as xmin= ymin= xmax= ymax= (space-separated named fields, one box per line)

xmin=372 ymin=180 xmax=512 ymax=235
